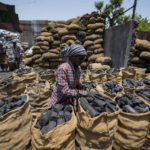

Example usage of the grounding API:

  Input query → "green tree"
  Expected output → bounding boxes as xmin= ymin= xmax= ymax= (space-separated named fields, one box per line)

xmin=118 ymin=14 xmax=150 ymax=32
xmin=95 ymin=1 xmax=104 ymax=12
xmin=95 ymin=0 xmax=124 ymax=27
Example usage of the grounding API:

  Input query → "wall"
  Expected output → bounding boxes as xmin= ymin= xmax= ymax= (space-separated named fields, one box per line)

xmin=0 ymin=2 xmax=21 ymax=32
xmin=104 ymin=20 xmax=134 ymax=68
xmin=19 ymin=20 xmax=49 ymax=46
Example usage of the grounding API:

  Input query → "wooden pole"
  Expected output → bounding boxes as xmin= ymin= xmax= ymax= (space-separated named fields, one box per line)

xmin=132 ymin=0 xmax=137 ymax=20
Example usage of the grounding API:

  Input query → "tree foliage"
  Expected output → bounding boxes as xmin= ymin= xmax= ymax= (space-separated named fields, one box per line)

xmin=118 ymin=14 xmax=150 ymax=32
xmin=95 ymin=0 xmax=124 ymax=27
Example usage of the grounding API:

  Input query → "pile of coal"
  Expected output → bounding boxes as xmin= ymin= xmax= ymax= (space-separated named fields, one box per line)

xmin=106 ymin=68 xmax=120 ymax=74
xmin=82 ymin=82 xmax=97 ymax=90
xmin=103 ymin=81 xmax=122 ymax=93
xmin=122 ymin=79 xmax=143 ymax=88
xmin=80 ymin=92 xmax=118 ymax=118
xmin=136 ymin=88 xmax=150 ymax=102
xmin=16 ymin=68 xmax=31 ymax=74
xmin=142 ymin=78 xmax=150 ymax=86
xmin=0 ymin=79 xmax=16 ymax=87
xmin=39 ymin=70 xmax=55 ymax=75
xmin=0 ymin=95 xmax=27 ymax=117
xmin=116 ymin=93 xmax=150 ymax=113
xmin=35 ymin=104 xmax=72 ymax=134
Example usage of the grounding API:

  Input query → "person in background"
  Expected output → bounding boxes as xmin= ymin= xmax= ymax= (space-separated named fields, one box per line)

xmin=0 ymin=41 xmax=8 ymax=71
xmin=48 ymin=44 xmax=88 ymax=107
xmin=12 ymin=40 xmax=23 ymax=69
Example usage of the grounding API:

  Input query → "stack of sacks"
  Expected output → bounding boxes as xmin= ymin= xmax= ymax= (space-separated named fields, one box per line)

xmin=25 ymin=11 xmax=108 ymax=70
xmin=88 ymin=54 xmax=112 ymax=72
xmin=130 ymin=39 xmax=150 ymax=72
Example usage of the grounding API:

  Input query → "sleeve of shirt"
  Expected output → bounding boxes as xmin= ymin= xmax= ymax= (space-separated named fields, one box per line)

xmin=76 ymin=66 xmax=84 ymax=89
xmin=56 ymin=68 xmax=78 ymax=97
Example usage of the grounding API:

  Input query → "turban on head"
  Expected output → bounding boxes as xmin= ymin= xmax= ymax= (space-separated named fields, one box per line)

xmin=60 ymin=44 xmax=86 ymax=59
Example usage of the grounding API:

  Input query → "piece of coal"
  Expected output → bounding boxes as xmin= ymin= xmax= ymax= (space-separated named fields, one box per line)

xmin=80 ymin=97 xmax=99 ymax=118
xmin=52 ymin=104 xmax=64 ymax=112
xmin=58 ymin=111 xmax=64 ymax=118
xmin=0 ymin=101 xmax=4 ymax=107
xmin=41 ymin=121 xmax=57 ymax=134
xmin=123 ymin=105 xmax=138 ymax=113
xmin=38 ymin=111 xmax=49 ymax=127
xmin=64 ymin=111 xmax=72 ymax=122
xmin=64 ymin=105 xmax=72 ymax=113
xmin=57 ymin=118 xmax=65 ymax=125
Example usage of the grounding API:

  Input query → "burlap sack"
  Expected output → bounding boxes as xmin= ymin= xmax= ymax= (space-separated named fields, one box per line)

xmin=37 ymin=70 xmax=56 ymax=84
xmin=36 ymin=36 xmax=54 ymax=43
xmin=131 ymin=57 xmax=145 ymax=64
xmin=40 ymin=45 xmax=49 ymax=50
xmin=133 ymin=67 xmax=146 ymax=81
xmin=121 ymin=68 xmax=136 ymax=80
xmin=89 ymin=72 xmax=107 ymax=84
xmin=61 ymin=35 xmax=77 ymax=42
xmin=96 ymin=56 xmax=111 ymax=65
xmin=24 ymin=81 xmax=51 ymax=120
xmin=25 ymin=57 xmax=33 ymax=65
xmin=113 ymin=110 xmax=150 ymax=150
xmin=140 ymin=51 xmax=150 ymax=60
xmin=76 ymin=99 xmax=119 ymax=150
xmin=0 ymin=98 xmax=32 ymax=150
xmin=85 ymin=34 xmax=102 ymax=41
xmin=89 ymin=63 xmax=110 ymax=72
xmin=87 ymin=23 xmax=104 ymax=30
xmin=42 ymin=52 xmax=59 ymax=60
xmin=13 ymin=67 xmax=36 ymax=85
xmin=83 ymin=40 xmax=93 ymax=48
xmin=31 ymin=106 xmax=77 ymax=150
xmin=0 ymin=77 xmax=26 ymax=99
xmin=106 ymin=72 xmax=122 ymax=84
xmin=95 ymin=28 xmax=103 ymax=33
xmin=40 ymin=32 xmax=52 ymax=36
xmin=88 ymin=54 xmax=104 ymax=62
xmin=94 ymin=38 xmax=104 ymax=44
xmin=67 ymin=23 xmax=80 ymax=30
xmin=135 ymin=39 xmax=150 ymax=51
xmin=35 ymin=41 xmax=49 ymax=46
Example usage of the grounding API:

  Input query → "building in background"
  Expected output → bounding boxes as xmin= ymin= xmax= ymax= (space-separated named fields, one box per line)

xmin=0 ymin=2 xmax=21 ymax=32
xmin=19 ymin=20 xmax=49 ymax=46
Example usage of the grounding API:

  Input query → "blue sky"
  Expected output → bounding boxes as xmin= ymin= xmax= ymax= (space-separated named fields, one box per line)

xmin=1 ymin=0 xmax=150 ymax=21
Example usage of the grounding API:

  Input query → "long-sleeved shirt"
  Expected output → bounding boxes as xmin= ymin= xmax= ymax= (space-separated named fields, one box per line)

xmin=12 ymin=44 xmax=23 ymax=58
xmin=48 ymin=61 xmax=87 ymax=107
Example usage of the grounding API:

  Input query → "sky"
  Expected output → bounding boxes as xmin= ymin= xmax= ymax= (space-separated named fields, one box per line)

xmin=0 ymin=0 xmax=150 ymax=21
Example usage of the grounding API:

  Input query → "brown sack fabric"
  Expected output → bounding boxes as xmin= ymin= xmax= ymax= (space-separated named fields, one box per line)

xmin=13 ymin=68 xmax=36 ymax=85
xmin=0 ymin=77 xmax=26 ymax=99
xmin=113 ymin=111 xmax=150 ymax=150
xmin=31 ymin=107 xmax=77 ymax=150
xmin=76 ymin=100 xmax=119 ymax=150
xmin=24 ymin=81 xmax=51 ymax=120
xmin=0 ymin=99 xmax=32 ymax=150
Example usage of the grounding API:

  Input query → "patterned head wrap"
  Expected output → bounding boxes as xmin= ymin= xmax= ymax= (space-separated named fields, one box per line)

xmin=60 ymin=44 xmax=87 ymax=59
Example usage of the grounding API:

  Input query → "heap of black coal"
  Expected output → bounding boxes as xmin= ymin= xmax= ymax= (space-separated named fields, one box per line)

xmin=103 ymin=81 xmax=122 ymax=93
xmin=116 ymin=93 xmax=150 ymax=113
xmin=35 ymin=104 xmax=72 ymax=134
xmin=0 ymin=95 xmax=27 ymax=117
xmin=0 ymin=79 xmax=16 ymax=87
xmin=82 ymin=82 xmax=97 ymax=90
xmin=122 ymin=79 xmax=143 ymax=88
xmin=80 ymin=92 xmax=118 ymax=118
xmin=16 ymin=68 xmax=31 ymax=74
xmin=136 ymin=88 xmax=150 ymax=102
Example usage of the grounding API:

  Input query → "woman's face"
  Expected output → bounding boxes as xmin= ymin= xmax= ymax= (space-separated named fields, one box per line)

xmin=70 ymin=55 xmax=85 ymax=67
